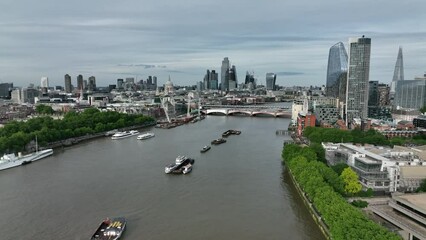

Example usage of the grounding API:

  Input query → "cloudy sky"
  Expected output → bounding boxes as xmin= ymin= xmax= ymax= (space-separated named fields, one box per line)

xmin=1 ymin=0 xmax=425 ymax=87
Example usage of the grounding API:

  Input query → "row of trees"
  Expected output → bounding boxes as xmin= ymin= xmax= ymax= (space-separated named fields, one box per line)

xmin=0 ymin=107 xmax=155 ymax=154
xmin=303 ymin=127 xmax=391 ymax=146
xmin=282 ymin=144 xmax=400 ymax=240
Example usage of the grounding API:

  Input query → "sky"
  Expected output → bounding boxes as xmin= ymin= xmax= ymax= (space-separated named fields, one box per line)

xmin=1 ymin=0 xmax=426 ymax=88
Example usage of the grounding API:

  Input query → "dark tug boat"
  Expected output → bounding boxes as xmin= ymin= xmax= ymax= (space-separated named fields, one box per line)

xmin=211 ymin=138 xmax=227 ymax=145
xmin=222 ymin=129 xmax=241 ymax=137
xmin=91 ymin=217 xmax=126 ymax=240
xmin=200 ymin=145 xmax=211 ymax=153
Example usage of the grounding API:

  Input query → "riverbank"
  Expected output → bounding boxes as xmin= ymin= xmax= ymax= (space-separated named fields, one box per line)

xmin=44 ymin=121 xmax=156 ymax=150
xmin=285 ymin=166 xmax=330 ymax=239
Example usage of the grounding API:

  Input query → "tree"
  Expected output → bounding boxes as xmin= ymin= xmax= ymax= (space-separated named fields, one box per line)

xmin=417 ymin=179 xmax=426 ymax=193
xmin=35 ymin=104 xmax=54 ymax=114
xmin=331 ymin=163 xmax=349 ymax=175
xmin=420 ymin=106 xmax=426 ymax=114
xmin=310 ymin=142 xmax=326 ymax=163
xmin=340 ymin=167 xmax=362 ymax=195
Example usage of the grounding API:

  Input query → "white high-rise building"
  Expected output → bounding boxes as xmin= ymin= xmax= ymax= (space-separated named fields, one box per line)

xmin=41 ymin=77 xmax=49 ymax=88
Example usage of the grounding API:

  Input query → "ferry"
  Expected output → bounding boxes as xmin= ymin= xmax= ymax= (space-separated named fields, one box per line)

xmin=137 ymin=132 xmax=155 ymax=140
xmin=90 ymin=217 xmax=126 ymax=240
xmin=211 ymin=138 xmax=226 ymax=145
xmin=111 ymin=130 xmax=139 ymax=140
xmin=105 ymin=129 xmax=119 ymax=136
xmin=200 ymin=145 xmax=211 ymax=153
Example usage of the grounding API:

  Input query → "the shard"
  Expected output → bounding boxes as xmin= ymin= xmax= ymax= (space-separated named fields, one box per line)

xmin=326 ymin=42 xmax=348 ymax=100
xmin=390 ymin=47 xmax=404 ymax=94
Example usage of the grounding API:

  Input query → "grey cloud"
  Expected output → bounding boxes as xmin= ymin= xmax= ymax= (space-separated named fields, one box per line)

xmin=276 ymin=72 xmax=304 ymax=76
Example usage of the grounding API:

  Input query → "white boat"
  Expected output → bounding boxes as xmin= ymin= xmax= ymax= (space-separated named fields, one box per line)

xmin=111 ymin=130 xmax=139 ymax=140
xmin=105 ymin=129 xmax=119 ymax=136
xmin=137 ymin=132 xmax=155 ymax=140
xmin=182 ymin=163 xmax=192 ymax=174
xmin=0 ymin=148 xmax=53 ymax=171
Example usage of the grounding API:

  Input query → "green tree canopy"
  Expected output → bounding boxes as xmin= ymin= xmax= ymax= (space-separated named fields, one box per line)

xmin=341 ymin=167 xmax=362 ymax=195
xmin=417 ymin=179 xmax=426 ymax=193
xmin=35 ymin=104 xmax=55 ymax=114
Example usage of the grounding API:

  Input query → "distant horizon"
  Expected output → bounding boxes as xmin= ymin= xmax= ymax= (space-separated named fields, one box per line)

xmin=1 ymin=0 xmax=425 ymax=87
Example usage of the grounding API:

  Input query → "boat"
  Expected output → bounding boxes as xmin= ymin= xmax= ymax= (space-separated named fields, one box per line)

xmin=165 ymin=156 xmax=195 ymax=174
xmin=90 ymin=217 xmax=126 ymax=240
xmin=222 ymin=130 xmax=241 ymax=137
xmin=137 ymin=132 xmax=155 ymax=140
xmin=0 ymin=137 xmax=54 ymax=171
xmin=222 ymin=130 xmax=232 ymax=137
xmin=105 ymin=129 xmax=119 ymax=136
xmin=111 ymin=130 xmax=139 ymax=140
xmin=211 ymin=138 xmax=226 ymax=145
xmin=200 ymin=145 xmax=211 ymax=153
xmin=182 ymin=163 xmax=192 ymax=174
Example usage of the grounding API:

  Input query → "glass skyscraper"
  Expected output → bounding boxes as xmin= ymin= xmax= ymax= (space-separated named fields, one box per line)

xmin=346 ymin=36 xmax=371 ymax=123
xmin=221 ymin=57 xmax=230 ymax=91
xmin=390 ymin=47 xmax=404 ymax=97
xmin=326 ymin=42 xmax=348 ymax=99
xmin=266 ymin=73 xmax=276 ymax=90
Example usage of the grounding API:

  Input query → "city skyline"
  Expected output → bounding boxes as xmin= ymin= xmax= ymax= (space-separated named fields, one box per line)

xmin=1 ymin=0 xmax=426 ymax=87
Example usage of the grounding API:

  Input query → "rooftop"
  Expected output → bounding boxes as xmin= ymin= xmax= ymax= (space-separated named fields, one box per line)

xmin=393 ymin=193 xmax=426 ymax=216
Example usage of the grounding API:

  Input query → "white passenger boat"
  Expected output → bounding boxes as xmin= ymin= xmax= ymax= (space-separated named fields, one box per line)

xmin=111 ymin=130 xmax=139 ymax=140
xmin=137 ymin=132 xmax=155 ymax=140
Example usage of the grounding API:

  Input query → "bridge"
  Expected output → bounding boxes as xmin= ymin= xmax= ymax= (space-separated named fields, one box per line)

xmin=201 ymin=108 xmax=291 ymax=118
xmin=202 ymin=104 xmax=291 ymax=110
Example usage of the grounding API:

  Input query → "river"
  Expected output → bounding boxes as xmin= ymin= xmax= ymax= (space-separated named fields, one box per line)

xmin=0 ymin=115 xmax=325 ymax=240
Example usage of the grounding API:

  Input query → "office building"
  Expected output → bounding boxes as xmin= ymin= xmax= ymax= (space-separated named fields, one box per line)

xmin=0 ymin=83 xmax=13 ymax=98
xmin=221 ymin=57 xmax=230 ymax=91
xmin=346 ymin=36 xmax=371 ymax=124
xmin=266 ymin=73 xmax=276 ymax=91
xmin=88 ymin=76 xmax=96 ymax=91
xmin=203 ymin=70 xmax=210 ymax=90
xmin=368 ymin=81 xmax=379 ymax=106
xmin=41 ymin=77 xmax=49 ymax=88
xmin=77 ymin=74 xmax=84 ymax=91
xmin=394 ymin=80 xmax=426 ymax=110
xmin=64 ymin=74 xmax=72 ymax=93
xmin=209 ymin=70 xmax=218 ymax=90
xmin=117 ymin=79 xmax=124 ymax=89
xmin=228 ymin=65 xmax=237 ymax=90
xmin=378 ymin=83 xmax=390 ymax=106
xmin=326 ymin=42 xmax=348 ymax=99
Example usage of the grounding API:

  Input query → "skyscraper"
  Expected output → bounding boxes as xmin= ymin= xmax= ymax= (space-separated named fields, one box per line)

xmin=41 ymin=77 xmax=49 ymax=88
xmin=77 ymin=74 xmax=84 ymax=91
xmin=209 ymin=70 xmax=218 ymax=90
xmin=228 ymin=65 xmax=237 ymax=90
xmin=346 ymin=36 xmax=371 ymax=123
xmin=390 ymin=47 xmax=404 ymax=96
xmin=204 ymin=70 xmax=210 ymax=90
xmin=326 ymin=42 xmax=348 ymax=99
xmin=88 ymin=76 xmax=96 ymax=91
xmin=221 ymin=57 xmax=230 ymax=91
xmin=266 ymin=73 xmax=276 ymax=90
xmin=64 ymin=74 xmax=72 ymax=93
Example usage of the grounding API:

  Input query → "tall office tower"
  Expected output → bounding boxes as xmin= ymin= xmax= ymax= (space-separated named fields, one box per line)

xmin=64 ymin=74 xmax=72 ymax=93
xmin=326 ymin=42 xmax=348 ymax=99
xmin=88 ymin=76 xmax=96 ymax=91
xmin=77 ymin=74 xmax=84 ymax=91
xmin=244 ymin=71 xmax=256 ymax=90
xmin=221 ymin=57 xmax=230 ymax=91
xmin=209 ymin=70 xmax=218 ymax=90
xmin=204 ymin=70 xmax=211 ymax=90
xmin=41 ymin=77 xmax=49 ymax=88
xmin=125 ymin=77 xmax=135 ymax=83
xmin=346 ymin=36 xmax=371 ymax=124
xmin=390 ymin=47 xmax=404 ymax=96
xmin=368 ymin=81 xmax=379 ymax=106
xmin=153 ymin=76 xmax=157 ymax=89
xmin=228 ymin=65 xmax=237 ymax=90
xmin=0 ymin=83 xmax=13 ymax=98
xmin=147 ymin=76 xmax=153 ymax=85
xmin=117 ymin=79 xmax=124 ymax=89
xmin=266 ymin=73 xmax=277 ymax=90
xmin=378 ymin=84 xmax=390 ymax=106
